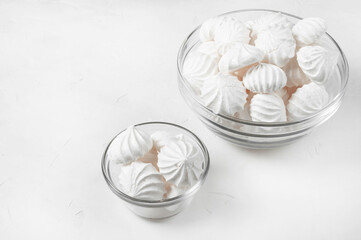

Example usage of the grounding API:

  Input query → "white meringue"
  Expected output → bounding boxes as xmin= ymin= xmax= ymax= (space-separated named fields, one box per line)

xmin=151 ymin=131 xmax=183 ymax=151
xmin=218 ymin=43 xmax=264 ymax=74
xmin=197 ymin=41 xmax=220 ymax=59
xmin=183 ymin=51 xmax=219 ymax=93
xmin=297 ymin=45 xmax=339 ymax=85
xmin=274 ymin=87 xmax=289 ymax=104
xmin=250 ymin=93 xmax=287 ymax=122
xmin=282 ymin=56 xmax=310 ymax=87
xmin=166 ymin=185 xmax=187 ymax=199
xmin=244 ymin=20 xmax=253 ymax=31
xmin=216 ymin=41 xmax=240 ymax=56
xmin=255 ymin=26 xmax=296 ymax=67
xmin=158 ymin=138 xmax=204 ymax=188
xmin=107 ymin=126 xmax=153 ymax=165
xmin=199 ymin=17 xmax=221 ymax=42
xmin=118 ymin=161 xmax=166 ymax=201
xmin=201 ymin=73 xmax=248 ymax=116
xmin=249 ymin=12 xmax=293 ymax=38
xmin=292 ymin=17 xmax=327 ymax=46
xmin=287 ymin=82 xmax=329 ymax=120
xmin=214 ymin=16 xmax=250 ymax=48
xmin=243 ymin=63 xmax=287 ymax=93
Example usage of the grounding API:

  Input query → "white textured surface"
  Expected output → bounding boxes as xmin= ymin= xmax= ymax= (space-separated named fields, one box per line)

xmin=107 ymin=125 xmax=153 ymax=164
xmin=0 ymin=1 xmax=360 ymax=239
xmin=118 ymin=161 xmax=166 ymax=201
xmin=158 ymin=137 xmax=203 ymax=188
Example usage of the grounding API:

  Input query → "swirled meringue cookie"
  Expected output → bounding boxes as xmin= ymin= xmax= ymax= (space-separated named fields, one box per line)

xmin=292 ymin=17 xmax=326 ymax=46
xmin=250 ymin=93 xmax=287 ymax=122
xmin=214 ymin=16 xmax=250 ymax=50
xmin=118 ymin=161 xmax=166 ymax=201
xmin=255 ymin=26 xmax=296 ymax=67
xmin=183 ymin=51 xmax=219 ymax=93
xmin=197 ymin=41 xmax=220 ymax=59
xmin=107 ymin=126 xmax=153 ymax=165
xmin=297 ymin=45 xmax=338 ymax=85
xmin=151 ymin=131 xmax=183 ymax=151
xmin=287 ymin=82 xmax=329 ymax=120
xmin=249 ymin=12 xmax=293 ymax=38
xmin=216 ymin=41 xmax=242 ymax=56
xmin=243 ymin=63 xmax=287 ymax=93
xmin=218 ymin=43 xmax=264 ymax=74
xmin=201 ymin=73 xmax=248 ymax=116
xmin=282 ymin=56 xmax=310 ymax=87
xmin=199 ymin=17 xmax=221 ymax=42
xmin=158 ymin=138 xmax=204 ymax=188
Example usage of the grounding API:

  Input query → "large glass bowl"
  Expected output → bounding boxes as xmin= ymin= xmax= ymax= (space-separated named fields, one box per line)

xmin=177 ymin=9 xmax=349 ymax=148
xmin=101 ymin=122 xmax=210 ymax=219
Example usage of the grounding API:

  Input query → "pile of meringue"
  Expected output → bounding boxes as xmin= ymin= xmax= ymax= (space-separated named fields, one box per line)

xmin=183 ymin=12 xmax=339 ymax=122
xmin=107 ymin=126 xmax=205 ymax=201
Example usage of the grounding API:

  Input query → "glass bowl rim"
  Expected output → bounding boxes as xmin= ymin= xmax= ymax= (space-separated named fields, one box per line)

xmin=101 ymin=121 xmax=210 ymax=207
xmin=177 ymin=8 xmax=349 ymax=128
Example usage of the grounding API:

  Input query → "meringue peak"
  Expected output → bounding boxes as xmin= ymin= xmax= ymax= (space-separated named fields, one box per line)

xmin=249 ymin=12 xmax=294 ymax=38
xmin=183 ymin=51 xmax=219 ymax=94
xmin=107 ymin=126 xmax=153 ymax=165
xmin=118 ymin=161 xmax=166 ymax=201
xmin=255 ymin=26 xmax=296 ymax=67
xmin=218 ymin=43 xmax=264 ymax=74
xmin=158 ymin=138 xmax=204 ymax=188
xmin=214 ymin=16 xmax=250 ymax=44
xmin=199 ymin=17 xmax=222 ymax=42
xmin=292 ymin=17 xmax=327 ymax=46
xmin=200 ymin=73 xmax=248 ymax=116
xmin=287 ymin=82 xmax=329 ymax=120
xmin=297 ymin=45 xmax=338 ymax=85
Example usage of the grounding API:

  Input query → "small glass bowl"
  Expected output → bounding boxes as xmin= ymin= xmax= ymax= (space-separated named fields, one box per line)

xmin=177 ymin=9 xmax=349 ymax=149
xmin=101 ymin=122 xmax=210 ymax=219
